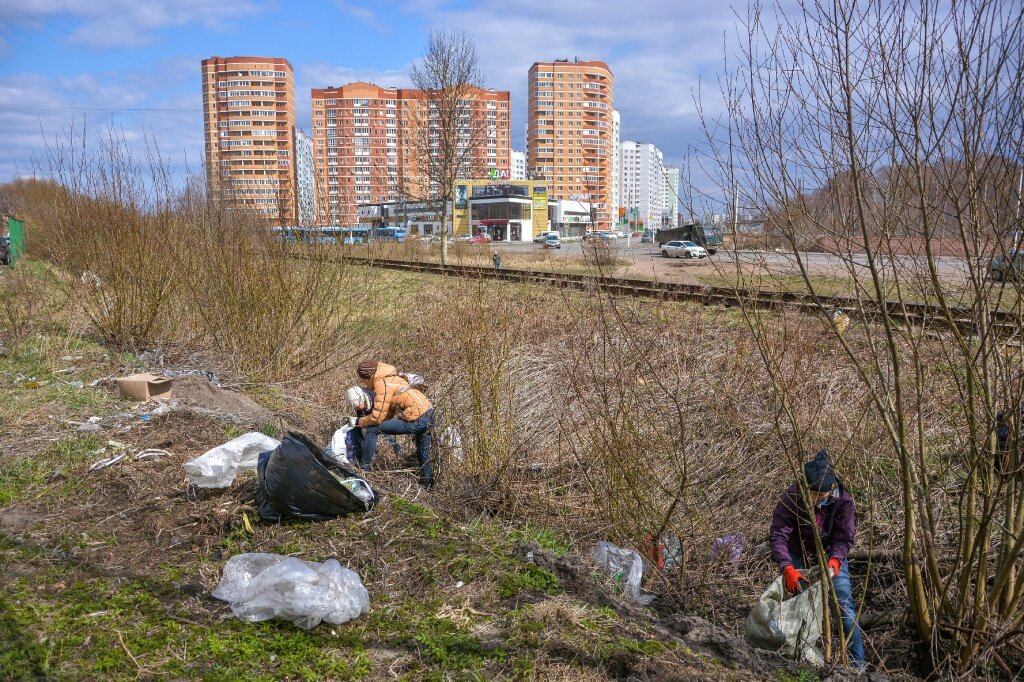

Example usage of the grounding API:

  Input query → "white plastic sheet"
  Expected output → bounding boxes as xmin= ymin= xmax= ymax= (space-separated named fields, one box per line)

xmin=592 ymin=541 xmax=655 ymax=606
xmin=212 ymin=553 xmax=370 ymax=629
xmin=745 ymin=567 xmax=824 ymax=665
xmin=183 ymin=432 xmax=280 ymax=488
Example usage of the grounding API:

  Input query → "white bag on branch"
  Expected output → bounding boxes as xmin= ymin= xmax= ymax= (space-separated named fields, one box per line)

xmin=745 ymin=567 xmax=824 ymax=665
xmin=212 ymin=553 xmax=370 ymax=629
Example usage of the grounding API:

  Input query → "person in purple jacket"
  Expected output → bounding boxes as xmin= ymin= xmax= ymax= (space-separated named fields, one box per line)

xmin=769 ymin=448 xmax=865 ymax=669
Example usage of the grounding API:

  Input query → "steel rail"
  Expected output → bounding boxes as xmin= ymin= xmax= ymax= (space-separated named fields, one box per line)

xmin=323 ymin=255 xmax=1022 ymax=338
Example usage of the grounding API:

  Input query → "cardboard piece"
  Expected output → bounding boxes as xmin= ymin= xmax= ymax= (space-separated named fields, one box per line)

xmin=115 ymin=373 xmax=174 ymax=402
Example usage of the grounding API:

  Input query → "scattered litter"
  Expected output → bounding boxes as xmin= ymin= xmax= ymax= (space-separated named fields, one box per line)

xmin=115 ymin=373 xmax=174 ymax=402
xmin=65 ymin=380 xmax=85 ymax=390
xmin=151 ymin=399 xmax=178 ymax=415
xmin=325 ymin=423 xmax=357 ymax=466
xmin=54 ymin=367 xmax=78 ymax=374
xmin=89 ymin=453 xmax=126 ymax=471
xmin=89 ymin=377 xmax=110 ymax=388
xmin=77 ymin=422 xmax=101 ymax=432
xmin=183 ymin=432 xmax=281 ymax=488
xmin=135 ymin=448 xmax=172 ymax=461
xmin=139 ymin=415 xmax=153 ymax=422
xmin=455 ymin=581 xmax=465 ymax=589
xmin=212 ymin=553 xmax=370 ymax=629
xmin=60 ymin=355 xmax=83 ymax=362
xmin=439 ymin=425 xmax=464 ymax=462
xmin=745 ymin=567 xmax=824 ymax=665
xmin=831 ymin=309 xmax=851 ymax=335
xmin=24 ymin=381 xmax=48 ymax=389
xmin=641 ymin=533 xmax=684 ymax=572
xmin=710 ymin=534 xmax=744 ymax=567
xmin=256 ymin=432 xmax=379 ymax=521
xmin=592 ymin=541 xmax=655 ymax=606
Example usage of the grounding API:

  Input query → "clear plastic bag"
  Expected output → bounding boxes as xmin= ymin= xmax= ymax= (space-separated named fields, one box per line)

xmin=183 ymin=432 xmax=281 ymax=488
xmin=592 ymin=541 xmax=655 ymax=606
xmin=212 ymin=553 xmax=370 ymax=629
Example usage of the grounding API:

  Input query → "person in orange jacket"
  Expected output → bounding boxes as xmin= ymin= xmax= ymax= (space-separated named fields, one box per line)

xmin=355 ymin=359 xmax=434 ymax=487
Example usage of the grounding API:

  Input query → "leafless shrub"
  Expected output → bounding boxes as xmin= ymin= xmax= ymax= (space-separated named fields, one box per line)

xmin=703 ymin=0 xmax=1024 ymax=672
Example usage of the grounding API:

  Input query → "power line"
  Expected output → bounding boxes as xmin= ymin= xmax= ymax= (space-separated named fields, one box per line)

xmin=0 ymin=103 xmax=201 ymax=113
xmin=0 ymin=0 xmax=195 ymax=82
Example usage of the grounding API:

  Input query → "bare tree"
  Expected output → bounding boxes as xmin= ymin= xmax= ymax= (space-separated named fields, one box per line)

xmin=407 ymin=27 xmax=489 ymax=265
xmin=704 ymin=0 xmax=1024 ymax=673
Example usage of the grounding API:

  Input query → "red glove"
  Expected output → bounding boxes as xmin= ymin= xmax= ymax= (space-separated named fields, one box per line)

xmin=827 ymin=557 xmax=842 ymax=577
xmin=783 ymin=566 xmax=808 ymax=594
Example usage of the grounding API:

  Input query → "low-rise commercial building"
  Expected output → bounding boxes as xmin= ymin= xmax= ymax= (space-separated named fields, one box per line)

xmin=451 ymin=178 xmax=550 ymax=242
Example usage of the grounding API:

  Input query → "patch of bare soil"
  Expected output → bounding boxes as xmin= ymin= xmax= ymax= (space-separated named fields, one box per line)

xmin=170 ymin=376 xmax=277 ymax=426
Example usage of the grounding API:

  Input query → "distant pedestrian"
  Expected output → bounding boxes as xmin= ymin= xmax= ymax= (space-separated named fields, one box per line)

xmin=492 ymin=250 xmax=502 ymax=271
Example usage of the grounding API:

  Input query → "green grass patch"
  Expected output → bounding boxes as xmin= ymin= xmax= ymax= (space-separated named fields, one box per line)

xmin=497 ymin=563 xmax=560 ymax=599
xmin=0 ymin=434 xmax=102 ymax=506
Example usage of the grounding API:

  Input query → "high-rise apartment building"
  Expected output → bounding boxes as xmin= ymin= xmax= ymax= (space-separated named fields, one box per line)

xmin=663 ymin=166 xmax=680 ymax=228
xmin=619 ymin=140 xmax=666 ymax=230
xmin=201 ymin=56 xmax=296 ymax=224
xmin=527 ymin=59 xmax=615 ymax=229
xmin=611 ymin=109 xmax=621 ymax=226
xmin=511 ymin=150 xmax=526 ymax=180
xmin=294 ymin=129 xmax=316 ymax=225
xmin=310 ymin=82 xmax=511 ymax=226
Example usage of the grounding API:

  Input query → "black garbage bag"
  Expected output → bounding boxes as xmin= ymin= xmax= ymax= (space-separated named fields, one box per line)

xmin=256 ymin=431 xmax=380 ymax=521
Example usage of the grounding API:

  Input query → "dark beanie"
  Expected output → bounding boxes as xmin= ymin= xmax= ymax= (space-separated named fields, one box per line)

xmin=357 ymin=359 xmax=378 ymax=379
xmin=804 ymin=448 xmax=837 ymax=492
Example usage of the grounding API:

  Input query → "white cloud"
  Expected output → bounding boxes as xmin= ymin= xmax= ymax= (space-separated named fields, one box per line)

xmin=0 ymin=0 xmax=272 ymax=47
xmin=0 ymin=67 xmax=202 ymax=183
xmin=403 ymin=0 xmax=751 ymax=179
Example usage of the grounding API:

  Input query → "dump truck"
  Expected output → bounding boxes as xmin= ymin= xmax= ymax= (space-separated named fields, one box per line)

xmin=655 ymin=223 xmax=724 ymax=254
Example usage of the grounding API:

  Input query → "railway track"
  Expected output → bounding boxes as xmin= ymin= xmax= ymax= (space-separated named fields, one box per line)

xmin=337 ymin=256 xmax=1022 ymax=338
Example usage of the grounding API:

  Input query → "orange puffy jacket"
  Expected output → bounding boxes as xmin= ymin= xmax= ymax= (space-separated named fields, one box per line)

xmin=357 ymin=363 xmax=432 ymax=427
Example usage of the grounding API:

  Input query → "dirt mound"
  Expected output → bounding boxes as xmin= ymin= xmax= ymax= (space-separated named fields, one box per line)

xmin=171 ymin=376 xmax=275 ymax=425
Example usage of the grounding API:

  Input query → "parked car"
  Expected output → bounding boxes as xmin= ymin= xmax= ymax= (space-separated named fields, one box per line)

xmin=989 ymin=251 xmax=1023 ymax=281
xmin=583 ymin=231 xmax=615 ymax=241
xmin=640 ymin=231 xmax=654 ymax=243
xmin=662 ymin=240 xmax=708 ymax=259
xmin=533 ymin=230 xmax=560 ymax=243
xmin=612 ymin=230 xmax=627 ymax=239
xmin=468 ymin=234 xmax=492 ymax=245
xmin=544 ymin=234 xmax=562 ymax=249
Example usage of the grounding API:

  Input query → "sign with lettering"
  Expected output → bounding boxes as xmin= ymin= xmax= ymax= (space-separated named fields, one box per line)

xmin=487 ymin=168 xmax=510 ymax=180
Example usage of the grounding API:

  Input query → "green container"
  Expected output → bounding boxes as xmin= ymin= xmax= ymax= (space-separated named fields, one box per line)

xmin=7 ymin=217 xmax=25 ymax=265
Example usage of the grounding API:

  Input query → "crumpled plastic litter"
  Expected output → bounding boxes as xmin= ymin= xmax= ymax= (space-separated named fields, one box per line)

xmin=745 ymin=567 xmax=824 ymax=665
xmin=592 ymin=541 xmax=655 ymax=605
xmin=325 ymin=423 xmax=357 ymax=465
xmin=212 ymin=552 xmax=370 ymax=629
xmin=183 ymin=432 xmax=280 ymax=488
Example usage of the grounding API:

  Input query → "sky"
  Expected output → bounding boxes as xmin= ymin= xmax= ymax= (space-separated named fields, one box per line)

xmin=0 ymin=0 xmax=746 ymax=206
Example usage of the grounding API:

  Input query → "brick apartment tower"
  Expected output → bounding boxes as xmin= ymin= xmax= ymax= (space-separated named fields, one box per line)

xmin=201 ymin=56 xmax=297 ymax=225
xmin=310 ymin=82 xmax=511 ymax=226
xmin=527 ymin=59 xmax=615 ymax=229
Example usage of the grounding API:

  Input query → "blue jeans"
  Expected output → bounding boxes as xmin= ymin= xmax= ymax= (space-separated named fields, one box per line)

xmin=360 ymin=409 xmax=434 ymax=484
xmin=792 ymin=556 xmax=864 ymax=666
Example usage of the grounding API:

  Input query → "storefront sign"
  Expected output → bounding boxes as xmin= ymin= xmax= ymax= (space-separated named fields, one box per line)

xmin=487 ymin=168 xmax=510 ymax=180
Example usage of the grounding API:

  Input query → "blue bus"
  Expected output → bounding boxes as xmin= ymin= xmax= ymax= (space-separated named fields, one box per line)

xmin=271 ymin=226 xmax=350 ymax=245
xmin=341 ymin=227 xmax=369 ymax=245
xmin=373 ymin=226 xmax=408 ymax=242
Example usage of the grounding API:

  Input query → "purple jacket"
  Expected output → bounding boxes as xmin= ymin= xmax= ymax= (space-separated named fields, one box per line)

xmin=769 ymin=484 xmax=856 ymax=569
